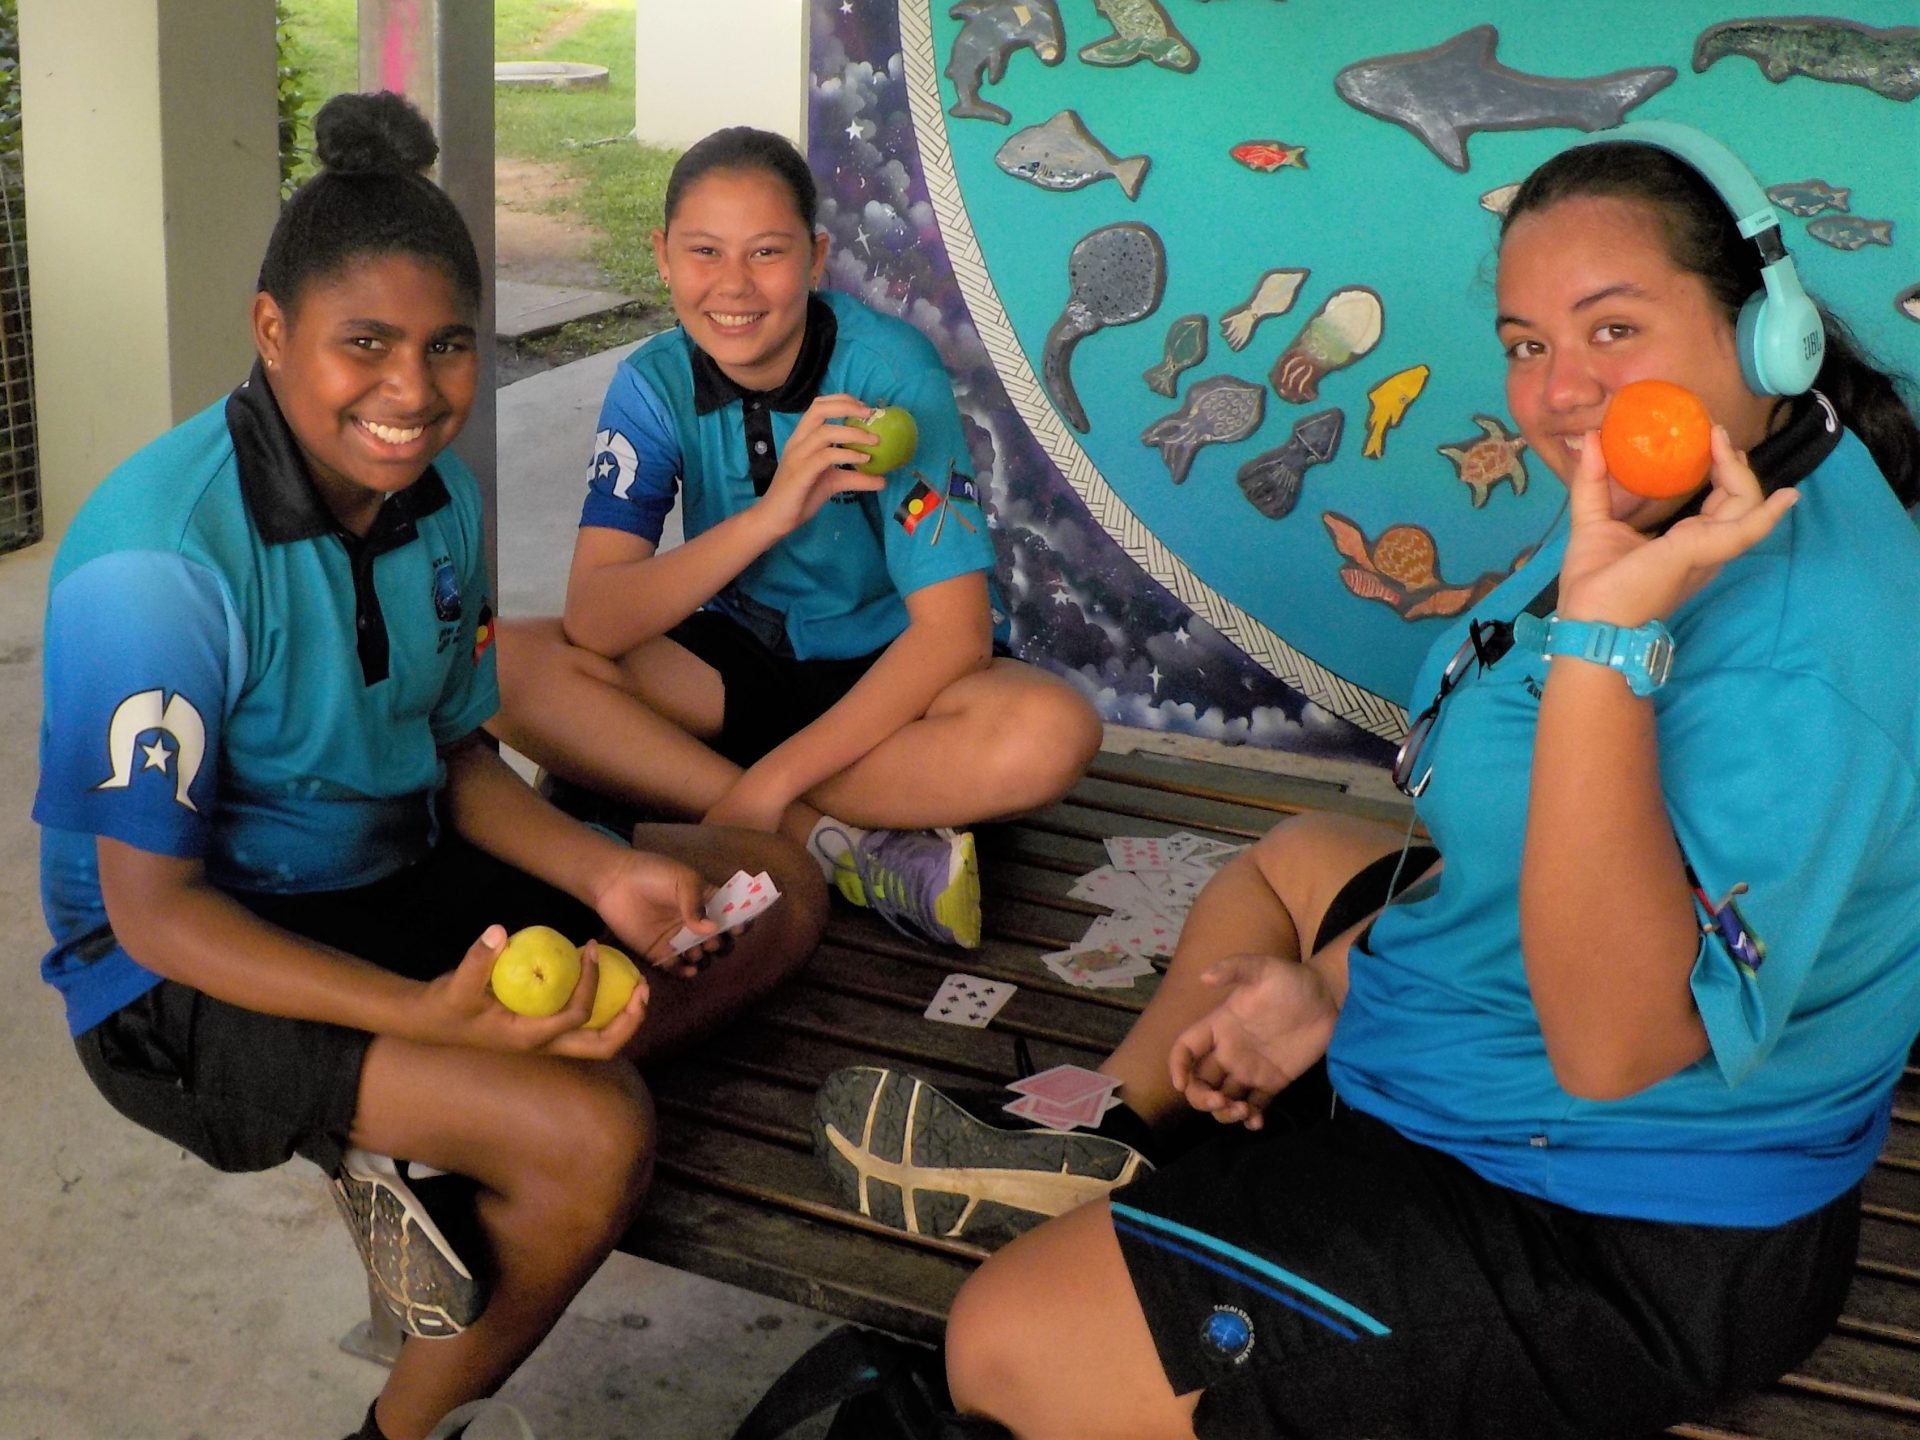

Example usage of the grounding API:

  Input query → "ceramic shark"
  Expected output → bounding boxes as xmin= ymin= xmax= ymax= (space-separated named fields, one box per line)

xmin=1334 ymin=25 xmax=1676 ymax=172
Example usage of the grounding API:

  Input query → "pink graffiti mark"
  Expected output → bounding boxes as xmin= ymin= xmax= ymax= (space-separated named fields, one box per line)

xmin=379 ymin=0 xmax=424 ymax=94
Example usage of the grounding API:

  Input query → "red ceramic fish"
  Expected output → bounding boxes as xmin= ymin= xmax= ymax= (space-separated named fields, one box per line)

xmin=1231 ymin=140 xmax=1308 ymax=172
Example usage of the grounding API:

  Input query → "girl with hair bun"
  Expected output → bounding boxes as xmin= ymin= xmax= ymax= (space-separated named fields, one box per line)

xmin=34 ymin=92 xmax=827 ymax=1440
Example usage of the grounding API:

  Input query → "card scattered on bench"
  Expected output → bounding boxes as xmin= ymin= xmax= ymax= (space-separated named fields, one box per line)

xmin=924 ymin=973 xmax=1015 ymax=1028
xmin=670 ymin=868 xmax=780 ymax=955
xmin=1043 ymin=946 xmax=1157 ymax=989
xmin=1003 ymin=1064 xmax=1123 ymax=1130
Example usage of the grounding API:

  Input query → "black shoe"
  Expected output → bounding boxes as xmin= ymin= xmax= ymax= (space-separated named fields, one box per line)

xmin=812 ymin=1067 xmax=1153 ymax=1246
xmin=330 ymin=1149 xmax=488 ymax=1339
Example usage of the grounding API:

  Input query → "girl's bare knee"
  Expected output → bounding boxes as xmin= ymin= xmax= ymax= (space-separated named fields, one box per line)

xmin=945 ymin=1259 xmax=1029 ymax=1419
xmin=978 ymin=680 xmax=1103 ymax=810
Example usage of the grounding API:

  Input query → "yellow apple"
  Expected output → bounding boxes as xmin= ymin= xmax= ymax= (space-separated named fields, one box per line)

xmin=845 ymin=405 xmax=918 ymax=476
xmin=490 ymin=925 xmax=582 ymax=1018
xmin=585 ymin=944 xmax=645 ymax=1030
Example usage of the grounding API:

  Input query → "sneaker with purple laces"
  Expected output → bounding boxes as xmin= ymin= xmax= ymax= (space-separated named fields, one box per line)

xmin=817 ymin=826 xmax=982 ymax=949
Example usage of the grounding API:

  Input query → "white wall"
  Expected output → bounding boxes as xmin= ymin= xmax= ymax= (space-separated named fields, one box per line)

xmin=634 ymin=0 xmax=807 ymax=148
xmin=18 ymin=0 xmax=278 ymax=539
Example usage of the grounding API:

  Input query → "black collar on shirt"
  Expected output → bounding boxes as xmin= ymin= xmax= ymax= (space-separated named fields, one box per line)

xmin=225 ymin=360 xmax=453 ymax=686
xmin=688 ymin=295 xmax=840 ymax=495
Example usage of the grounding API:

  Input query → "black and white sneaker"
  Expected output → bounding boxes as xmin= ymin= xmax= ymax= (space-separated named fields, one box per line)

xmin=812 ymin=1067 xmax=1153 ymax=1246
xmin=330 ymin=1148 xmax=487 ymax=1339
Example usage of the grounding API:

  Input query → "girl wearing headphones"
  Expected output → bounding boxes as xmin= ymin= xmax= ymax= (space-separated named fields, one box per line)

xmin=824 ymin=124 xmax=1920 ymax=1438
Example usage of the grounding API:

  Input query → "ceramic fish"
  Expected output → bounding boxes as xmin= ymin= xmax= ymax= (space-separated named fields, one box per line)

xmin=1143 ymin=314 xmax=1208 ymax=397
xmin=1271 ymin=287 xmax=1383 ymax=403
xmin=1237 ymin=409 xmax=1343 ymax=519
xmin=1141 ymin=376 xmax=1266 ymax=484
xmin=1362 ymin=364 xmax=1430 ymax=459
xmin=1437 ymin=415 xmax=1529 ymax=507
xmin=1079 ymin=0 xmax=1198 ymax=73
xmin=996 ymin=110 xmax=1151 ymax=200
xmin=1323 ymin=511 xmax=1529 ymax=621
xmin=1693 ymin=18 xmax=1920 ymax=104
xmin=1231 ymin=140 xmax=1308 ymax=173
xmin=1808 ymin=215 xmax=1894 ymax=251
xmin=1898 ymin=284 xmax=1920 ymax=324
xmin=1043 ymin=222 xmax=1167 ymax=433
xmin=946 ymin=0 xmax=1066 ymax=126
xmin=1478 ymin=182 xmax=1521 ymax=216
xmin=1335 ymin=25 xmax=1675 ymax=172
xmin=1764 ymin=178 xmax=1851 ymax=218
xmin=1220 ymin=268 xmax=1309 ymax=351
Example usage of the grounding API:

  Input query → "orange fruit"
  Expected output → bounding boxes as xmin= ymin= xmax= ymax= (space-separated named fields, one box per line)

xmin=1598 ymin=379 xmax=1713 ymax=498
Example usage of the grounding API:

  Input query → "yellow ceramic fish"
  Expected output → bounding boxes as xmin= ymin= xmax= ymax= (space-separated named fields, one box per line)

xmin=1362 ymin=363 xmax=1431 ymax=459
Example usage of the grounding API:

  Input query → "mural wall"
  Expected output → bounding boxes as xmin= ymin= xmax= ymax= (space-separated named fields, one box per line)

xmin=807 ymin=3 xmax=1920 ymax=770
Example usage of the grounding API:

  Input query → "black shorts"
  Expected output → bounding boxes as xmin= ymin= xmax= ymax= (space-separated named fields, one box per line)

xmin=1111 ymin=847 xmax=1861 ymax=1439
xmin=72 ymin=837 xmax=598 ymax=1177
xmin=667 ymin=610 xmax=883 ymax=769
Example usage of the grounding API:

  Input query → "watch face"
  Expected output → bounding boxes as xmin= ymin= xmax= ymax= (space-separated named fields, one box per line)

xmin=1639 ymin=632 xmax=1675 ymax=693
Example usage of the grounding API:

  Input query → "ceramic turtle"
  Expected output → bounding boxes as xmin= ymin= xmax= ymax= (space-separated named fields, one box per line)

xmin=1436 ymin=415 xmax=1529 ymax=507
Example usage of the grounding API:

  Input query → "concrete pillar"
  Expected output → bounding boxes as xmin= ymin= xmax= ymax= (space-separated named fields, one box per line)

xmin=18 ymin=0 xmax=278 ymax=539
xmin=359 ymin=0 xmax=498 ymax=581
xmin=634 ymin=0 xmax=807 ymax=148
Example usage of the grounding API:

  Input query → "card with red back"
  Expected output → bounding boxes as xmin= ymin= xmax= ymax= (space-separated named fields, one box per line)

xmin=1003 ymin=1090 xmax=1122 ymax=1131
xmin=1007 ymin=1064 xmax=1117 ymax=1107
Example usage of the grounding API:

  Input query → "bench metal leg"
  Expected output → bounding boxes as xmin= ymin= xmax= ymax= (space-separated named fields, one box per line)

xmin=338 ymin=1276 xmax=405 ymax=1367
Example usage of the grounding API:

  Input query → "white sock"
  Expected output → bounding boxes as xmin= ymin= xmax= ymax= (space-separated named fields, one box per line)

xmin=806 ymin=815 xmax=872 ymax=882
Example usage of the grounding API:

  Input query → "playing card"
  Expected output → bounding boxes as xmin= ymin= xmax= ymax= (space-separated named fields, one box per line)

xmin=1068 ymin=866 xmax=1159 ymax=913
xmin=1106 ymin=835 xmax=1173 ymax=872
xmin=669 ymin=869 xmax=781 ymax=955
xmin=1043 ymin=946 xmax=1156 ymax=989
xmin=1003 ymin=1090 xmax=1123 ymax=1131
xmin=1008 ymin=1064 xmax=1119 ymax=1107
xmin=923 ymin=973 xmax=1015 ymax=1028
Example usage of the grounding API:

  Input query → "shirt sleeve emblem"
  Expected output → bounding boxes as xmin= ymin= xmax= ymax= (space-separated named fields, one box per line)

xmin=592 ymin=428 xmax=641 ymax=498
xmin=94 ymin=689 xmax=206 ymax=811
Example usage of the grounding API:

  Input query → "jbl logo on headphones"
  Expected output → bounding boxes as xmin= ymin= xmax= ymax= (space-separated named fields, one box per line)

xmin=1803 ymin=334 xmax=1822 ymax=361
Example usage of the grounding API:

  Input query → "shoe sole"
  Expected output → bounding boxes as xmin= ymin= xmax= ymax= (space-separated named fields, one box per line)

xmin=812 ymin=1067 xmax=1151 ymax=1246
xmin=330 ymin=1154 xmax=487 ymax=1339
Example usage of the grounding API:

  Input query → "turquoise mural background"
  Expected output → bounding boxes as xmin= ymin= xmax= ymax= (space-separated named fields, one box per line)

xmin=810 ymin=4 xmax=1919 ymax=761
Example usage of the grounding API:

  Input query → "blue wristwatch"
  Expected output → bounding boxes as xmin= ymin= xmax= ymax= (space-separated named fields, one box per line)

xmin=1514 ymin=613 xmax=1675 ymax=696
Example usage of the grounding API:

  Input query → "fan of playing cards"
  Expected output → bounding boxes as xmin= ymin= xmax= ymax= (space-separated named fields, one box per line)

xmin=670 ymin=869 xmax=781 ymax=955
xmin=1041 ymin=831 xmax=1245 ymax=991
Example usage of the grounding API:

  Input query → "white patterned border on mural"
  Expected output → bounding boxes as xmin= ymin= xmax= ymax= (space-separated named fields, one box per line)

xmin=895 ymin=0 xmax=1408 ymax=741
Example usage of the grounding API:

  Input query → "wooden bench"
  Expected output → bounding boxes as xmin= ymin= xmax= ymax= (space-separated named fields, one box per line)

xmin=625 ymin=749 xmax=1920 ymax=1440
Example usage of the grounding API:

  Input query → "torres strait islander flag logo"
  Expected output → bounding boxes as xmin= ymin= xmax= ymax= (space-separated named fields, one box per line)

xmin=94 ymin=689 xmax=206 ymax=811
xmin=592 ymin=428 xmax=640 ymax=498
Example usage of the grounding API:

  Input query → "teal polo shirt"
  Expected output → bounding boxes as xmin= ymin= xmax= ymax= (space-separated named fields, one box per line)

xmin=580 ymin=289 xmax=1007 ymax=661
xmin=34 ymin=366 xmax=499 ymax=1036
xmin=1330 ymin=404 xmax=1920 ymax=1227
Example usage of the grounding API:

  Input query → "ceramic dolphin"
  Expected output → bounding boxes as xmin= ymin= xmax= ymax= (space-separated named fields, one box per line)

xmin=946 ymin=0 xmax=1066 ymax=125
xmin=1335 ymin=25 xmax=1675 ymax=172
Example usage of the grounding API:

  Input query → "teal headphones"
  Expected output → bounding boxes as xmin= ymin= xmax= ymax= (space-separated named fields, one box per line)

xmin=1574 ymin=120 xmax=1826 ymax=397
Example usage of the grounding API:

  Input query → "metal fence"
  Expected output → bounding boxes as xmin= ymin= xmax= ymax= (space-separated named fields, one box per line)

xmin=0 ymin=155 xmax=37 ymax=553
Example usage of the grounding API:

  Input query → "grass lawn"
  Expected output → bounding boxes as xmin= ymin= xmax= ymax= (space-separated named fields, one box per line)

xmin=279 ymin=0 xmax=676 ymax=308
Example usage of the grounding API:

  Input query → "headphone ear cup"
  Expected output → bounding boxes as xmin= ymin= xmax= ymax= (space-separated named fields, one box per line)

xmin=1739 ymin=264 xmax=1825 ymax=396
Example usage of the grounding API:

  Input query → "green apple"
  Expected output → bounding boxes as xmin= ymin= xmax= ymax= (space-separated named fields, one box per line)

xmin=585 ymin=944 xmax=645 ymax=1030
xmin=490 ymin=925 xmax=582 ymax=1018
xmin=845 ymin=405 xmax=918 ymax=476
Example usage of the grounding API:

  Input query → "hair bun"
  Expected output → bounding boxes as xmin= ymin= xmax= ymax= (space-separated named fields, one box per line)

xmin=312 ymin=91 xmax=440 ymax=177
